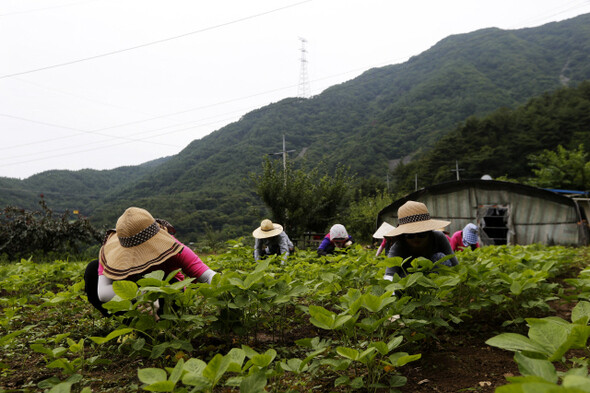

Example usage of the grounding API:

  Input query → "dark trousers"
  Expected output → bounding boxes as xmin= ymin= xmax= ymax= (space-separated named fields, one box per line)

xmin=84 ymin=259 xmax=179 ymax=318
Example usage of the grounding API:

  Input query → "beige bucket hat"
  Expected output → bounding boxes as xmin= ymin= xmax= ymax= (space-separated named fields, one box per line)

xmin=385 ymin=201 xmax=450 ymax=237
xmin=373 ymin=221 xmax=395 ymax=239
xmin=99 ymin=207 xmax=183 ymax=280
xmin=252 ymin=219 xmax=283 ymax=239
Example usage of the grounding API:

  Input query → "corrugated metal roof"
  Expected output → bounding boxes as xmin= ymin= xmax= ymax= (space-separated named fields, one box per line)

xmin=378 ymin=180 xmax=588 ymax=246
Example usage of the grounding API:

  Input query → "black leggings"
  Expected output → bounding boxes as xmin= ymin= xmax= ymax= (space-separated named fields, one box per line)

xmin=84 ymin=259 xmax=180 ymax=318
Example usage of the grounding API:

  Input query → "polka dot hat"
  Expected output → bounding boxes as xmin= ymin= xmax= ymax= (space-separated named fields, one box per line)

xmin=99 ymin=207 xmax=182 ymax=280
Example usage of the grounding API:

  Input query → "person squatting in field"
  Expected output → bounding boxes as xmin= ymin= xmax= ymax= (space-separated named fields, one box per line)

xmin=373 ymin=221 xmax=395 ymax=257
xmin=383 ymin=200 xmax=458 ymax=282
xmin=84 ymin=207 xmax=217 ymax=317
xmin=252 ymin=219 xmax=294 ymax=264
xmin=317 ymin=224 xmax=354 ymax=256
xmin=450 ymin=223 xmax=480 ymax=251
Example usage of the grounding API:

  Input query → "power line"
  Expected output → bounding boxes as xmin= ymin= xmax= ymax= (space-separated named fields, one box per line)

xmin=0 ymin=113 xmax=179 ymax=148
xmin=0 ymin=0 xmax=313 ymax=80
xmin=0 ymin=59 xmax=385 ymax=156
xmin=2 ymin=2 xmax=589 ymax=172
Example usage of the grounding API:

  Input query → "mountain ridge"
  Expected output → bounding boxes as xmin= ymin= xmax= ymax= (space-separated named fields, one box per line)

xmin=2 ymin=13 xmax=590 ymax=241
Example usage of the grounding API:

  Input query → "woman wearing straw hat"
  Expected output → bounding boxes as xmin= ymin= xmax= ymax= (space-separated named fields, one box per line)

xmin=317 ymin=224 xmax=354 ymax=256
xmin=383 ymin=201 xmax=458 ymax=281
xmin=252 ymin=219 xmax=294 ymax=264
xmin=450 ymin=223 xmax=480 ymax=252
xmin=84 ymin=207 xmax=218 ymax=317
xmin=373 ymin=221 xmax=395 ymax=257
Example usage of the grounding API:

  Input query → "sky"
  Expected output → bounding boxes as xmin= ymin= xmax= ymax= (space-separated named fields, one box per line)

xmin=1 ymin=0 xmax=589 ymax=179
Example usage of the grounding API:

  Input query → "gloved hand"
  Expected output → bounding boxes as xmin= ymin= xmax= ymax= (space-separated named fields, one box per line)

xmin=198 ymin=269 xmax=218 ymax=284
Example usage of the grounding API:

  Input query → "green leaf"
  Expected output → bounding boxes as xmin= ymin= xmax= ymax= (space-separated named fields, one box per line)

xmin=389 ymin=375 xmax=407 ymax=387
xmin=137 ymin=277 xmax=165 ymax=287
xmin=0 ymin=329 xmax=26 ymax=346
xmin=388 ymin=336 xmax=404 ymax=351
xmin=368 ymin=341 xmax=389 ymax=355
xmin=242 ymin=273 xmax=263 ymax=289
xmin=252 ymin=259 xmax=270 ymax=275
xmin=572 ymin=301 xmax=590 ymax=325
xmin=143 ymin=381 xmax=176 ymax=392
xmin=30 ymin=343 xmax=54 ymax=357
xmin=48 ymin=382 xmax=73 ymax=393
xmin=562 ymin=374 xmax=590 ymax=391
xmin=514 ymin=352 xmax=557 ymax=383
xmin=308 ymin=305 xmax=335 ymax=330
xmin=527 ymin=318 xmax=574 ymax=361
xmin=138 ymin=368 xmax=167 ymax=384
xmin=151 ymin=343 xmax=169 ymax=359
xmin=350 ymin=376 xmax=364 ymax=389
xmin=102 ymin=299 xmax=132 ymax=313
xmin=250 ymin=349 xmax=276 ymax=368
xmin=169 ymin=359 xmax=184 ymax=384
xmin=143 ymin=270 xmax=165 ymax=281
xmin=485 ymin=333 xmax=550 ymax=356
xmin=90 ymin=328 xmax=134 ymax=344
xmin=183 ymin=358 xmax=207 ymax=375
xmin=202 ymin=354 xmax=228 ymax=385
xmin=112 ymin=280 xmax=138 ymax=300
xmin=393 ymin=353 xmax=421 ymax=367
xmin=361 ymin=292 xmax=396 ymax=313
xmin=510 ymin=281 xmax=523 ymax=295
xmin=47 ymin=359 xmax=74 ymax=373
xmin=240 ymin=370 xmax=267 ymax=393
xmin=336 ymin=347 xmax=359 ymax=361
xmin=224 ymin=348 xmax=246 ymax=373
xmin=281 ymin=358 xmax=307 ymax=373
xmin=181 ymin=374 xmax=210 ymax=389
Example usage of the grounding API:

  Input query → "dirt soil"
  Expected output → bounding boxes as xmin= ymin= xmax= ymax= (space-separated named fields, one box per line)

xmin=0 ymin=299 xmax=577 ymax=393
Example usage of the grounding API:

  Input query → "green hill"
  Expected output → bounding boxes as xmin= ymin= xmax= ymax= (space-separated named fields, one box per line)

xmin=392 ymin=80 xmax=590 ymax=191
xmin=2 ymin=14 xmax=590 ymax=242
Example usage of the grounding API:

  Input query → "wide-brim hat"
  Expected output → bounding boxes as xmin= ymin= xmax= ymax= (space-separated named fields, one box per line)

xmin=385 ymin=201 xmax=450 ymax=237
xmin=252 ymin=219 xmax=283 ymax=239
xmin=373 ymin=221 xmax=395 ymax=239
xmin=99 ymin=207 xmax=183 ymax=280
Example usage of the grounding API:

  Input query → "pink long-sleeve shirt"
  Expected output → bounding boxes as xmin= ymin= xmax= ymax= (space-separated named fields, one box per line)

xmin=98 ymin=240 xmax=210 ymax=281
xmin=450 ymin=230 xmax=479 ymax=252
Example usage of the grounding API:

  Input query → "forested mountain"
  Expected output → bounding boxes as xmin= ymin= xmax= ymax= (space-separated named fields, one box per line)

xmin=393 ymin=81 xmax=590 ymax=191
xmin=2 ymin=14 xmax=590 ymax=242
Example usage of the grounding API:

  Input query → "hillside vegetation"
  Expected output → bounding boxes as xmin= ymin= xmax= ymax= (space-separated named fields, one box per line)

xmin=1 ymin=14 xmax=590 ymax=242
xmin=393 ymin=80 xmax=590 ymax=192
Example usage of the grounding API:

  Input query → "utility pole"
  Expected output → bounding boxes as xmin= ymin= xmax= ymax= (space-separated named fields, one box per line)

xmin=415 ymin=173 xmax=418 ymax=191
xmin=269 ymin=135 xmax=296 ymax=185
xmin=450 ymin=160 xmax=465 ymax=181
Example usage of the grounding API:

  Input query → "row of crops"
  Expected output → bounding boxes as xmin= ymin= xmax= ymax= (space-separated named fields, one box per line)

xmin=1 ymin=241 xmax=590 ymax=392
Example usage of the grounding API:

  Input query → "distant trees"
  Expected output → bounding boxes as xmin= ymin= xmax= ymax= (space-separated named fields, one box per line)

xmin=391 ymin=81 xmax=590 ymax=193
xmin=251 ymin=158 xmax=353 ymax=236
xmin=527 ymin=144 xmax=590 ymax=190
xmin=343 ymin=191 xmax=394 ymax=244
xmin=0 ymin=198 xmax=102 ymax=261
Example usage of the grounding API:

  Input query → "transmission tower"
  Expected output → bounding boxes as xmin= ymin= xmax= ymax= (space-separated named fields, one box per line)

xmin=297 ymin=37 xmax=310 ymax=98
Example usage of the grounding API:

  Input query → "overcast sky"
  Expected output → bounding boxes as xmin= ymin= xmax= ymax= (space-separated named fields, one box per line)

xmin=1 ymin=0 xmax=589 ymax=179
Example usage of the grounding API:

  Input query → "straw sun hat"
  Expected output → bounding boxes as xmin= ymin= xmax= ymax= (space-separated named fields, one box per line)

xmin=99 ymin=207 xmax=183 ymax=280
xmin=372 ymin=221 xmax=395 ymax=239
xmin=252 ymin=219 xmax=283 ymax=239
xmin=385 ymin=201 xmax=450 ymax=237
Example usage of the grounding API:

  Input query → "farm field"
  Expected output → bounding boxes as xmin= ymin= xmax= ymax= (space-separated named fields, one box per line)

xmin=1 ymin=243 xmax=589 ymax=393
